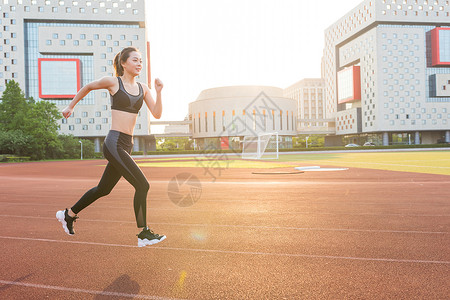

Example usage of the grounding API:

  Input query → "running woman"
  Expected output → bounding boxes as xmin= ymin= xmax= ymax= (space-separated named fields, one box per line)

xmin=56 ymin=47 xmax=166 ymax=247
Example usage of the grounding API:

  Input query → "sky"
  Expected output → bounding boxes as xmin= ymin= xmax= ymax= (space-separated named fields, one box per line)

xmin=146 ymin=0 xmax=363 ymax=121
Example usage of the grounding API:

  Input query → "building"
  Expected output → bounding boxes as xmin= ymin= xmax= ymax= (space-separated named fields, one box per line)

xmin=0 ymin=0 xmax=150 ymax=152
xmin=284 ymin=78 xmax=334 ymax=135
xmin=323 ymin=0 xmax=450 ymax=145
xmin=189 ymin=86 xmax=297 ymax=150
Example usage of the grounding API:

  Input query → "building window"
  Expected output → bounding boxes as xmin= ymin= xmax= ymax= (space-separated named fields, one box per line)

xmin=89 ymin=118 xmax=95 ymax=124
xmin=222 ymin=111 xmax=225 ymax=131
xmin=69 ymin=125 xmax=74 ymax=131
xmin=75 ymin=118 xmax=81 ymax=124
xmin=96 ymin=125 xmax=101 ymax=130
xmin=87 ymin=40 xmax=93 ymax=46
xmin=73 ymin=40 xmax=79 ymax=46
xmin=94 ymin=34 xmax=99 ymax=40
xmin=120 ymin=35 xmax=125 ymax=40
xmin=82 ymin=125 xmax=88 ymax=130
xmin=102 ymin=118 xmax=108 ymax=123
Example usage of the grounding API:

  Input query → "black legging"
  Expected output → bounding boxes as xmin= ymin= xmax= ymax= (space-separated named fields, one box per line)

xmin=71 ymin=130 xmax=149 ymax=228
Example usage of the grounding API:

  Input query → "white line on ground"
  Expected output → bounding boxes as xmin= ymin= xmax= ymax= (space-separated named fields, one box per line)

xmin=0 ymin=236 xmax=449 ymax=265
xmin=0 ymin=214 xmax=448 ymax=235
xmin=0 ymin=202 xmax=448 ymax=217
xmin=0 ymin=279 xmax=182 ymax=300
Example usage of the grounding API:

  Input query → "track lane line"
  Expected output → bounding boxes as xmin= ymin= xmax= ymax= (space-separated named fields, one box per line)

xmin=0 ymin=279 xmax=183 ymax=300
xmin=1 ymin=236 xmax=449 ymax=265
xmin=0 ymin=202 xmax=448 ymax=217
xmin=0 ymin=214 xmax=448 ymax=235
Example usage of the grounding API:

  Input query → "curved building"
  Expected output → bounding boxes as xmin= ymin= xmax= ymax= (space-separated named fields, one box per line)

xmin=189 ymin=86 xmax=297 ymax=150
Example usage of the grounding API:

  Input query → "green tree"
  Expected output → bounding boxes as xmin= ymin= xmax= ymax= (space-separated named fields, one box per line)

xmin=23 ymin=100 xmax=62 ymax=159
xmin=0 ymin=80 xmax=31 ymax=131
xmin=0 ymin=130 xmax=33 ymax=155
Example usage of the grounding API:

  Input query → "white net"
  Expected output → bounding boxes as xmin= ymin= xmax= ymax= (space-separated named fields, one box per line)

xmin=241 ymin=132 xmax=278 ymax=159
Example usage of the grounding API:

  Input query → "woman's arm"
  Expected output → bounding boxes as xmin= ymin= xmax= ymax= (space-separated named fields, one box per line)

xmin=142 ymin=78 xmax=163 ymax=119
xmin=62 ymin=76 xmax=116 ymax=119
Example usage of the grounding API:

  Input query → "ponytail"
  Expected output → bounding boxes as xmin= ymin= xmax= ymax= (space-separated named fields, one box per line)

xmin=113 ymin=47 xmax=139 ymax=77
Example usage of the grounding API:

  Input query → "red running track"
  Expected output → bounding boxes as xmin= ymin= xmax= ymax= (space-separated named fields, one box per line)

xmin=0 ymin=159 xmax=449 ymax=299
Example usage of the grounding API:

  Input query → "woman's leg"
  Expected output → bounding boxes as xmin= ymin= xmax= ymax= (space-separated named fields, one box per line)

xmin=103 ymin=133 xmax=149 ymax=228
xmin=70 ymin=162 xmax=122 ymax=214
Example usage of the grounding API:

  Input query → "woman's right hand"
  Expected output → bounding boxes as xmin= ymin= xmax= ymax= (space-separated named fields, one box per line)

xmin=62 ymin=106 xmax=74 ymax=119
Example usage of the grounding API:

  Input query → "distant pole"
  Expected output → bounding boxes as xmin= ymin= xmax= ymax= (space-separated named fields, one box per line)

xmin=79 ymin=140 xmax=83 ymax=160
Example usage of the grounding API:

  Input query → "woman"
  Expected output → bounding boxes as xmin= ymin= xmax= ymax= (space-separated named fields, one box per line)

xmin=56 ymin=47 xmax=166 ymax=247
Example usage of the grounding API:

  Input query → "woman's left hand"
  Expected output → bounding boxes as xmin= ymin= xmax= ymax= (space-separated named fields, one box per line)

xmin=155 ymin=78 xmax=163 ymax=93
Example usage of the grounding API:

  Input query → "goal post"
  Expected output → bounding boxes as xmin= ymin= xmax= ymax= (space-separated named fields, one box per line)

xmin=241 ymin=132 xmax=279 ymax=160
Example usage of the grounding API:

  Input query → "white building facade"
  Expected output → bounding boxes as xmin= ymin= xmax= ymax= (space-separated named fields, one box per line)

xmin=284 ymin=78 xmax=334 ymax=134
xmin=324 ymin=0 xmax=450 ymax=145
xmin=189 ymin=86 xmax=297 ymax=150
xmin=0 ymin=0 xmax=150 ymax=152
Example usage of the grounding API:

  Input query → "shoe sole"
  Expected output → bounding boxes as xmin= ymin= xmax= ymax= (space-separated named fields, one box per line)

xmin=138 ymin=235 xmax=166 ymax=247
xmin=56 ymin=210 xmax=73 ymax=236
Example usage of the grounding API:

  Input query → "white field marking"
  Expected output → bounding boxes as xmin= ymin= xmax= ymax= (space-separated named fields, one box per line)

xmin=0 ymin=214 xmax=448 ymax=235
xmin=0 ymin=236 xmax=449 ymax=265
xmin=311 ymin=159 xmax=450 ymax=169
xmin=0 ymin=203 xmax=448 ymax=217
xmin=0 ymin=280 xmax=182 ymax=300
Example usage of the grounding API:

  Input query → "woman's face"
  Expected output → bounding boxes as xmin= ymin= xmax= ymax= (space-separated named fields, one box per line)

xmin=122 ymin=51 xmax=142 ymax=76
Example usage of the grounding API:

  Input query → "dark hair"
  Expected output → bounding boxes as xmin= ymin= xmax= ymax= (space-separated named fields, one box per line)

xmin=113 ymin=47 xmax=139 ymax=76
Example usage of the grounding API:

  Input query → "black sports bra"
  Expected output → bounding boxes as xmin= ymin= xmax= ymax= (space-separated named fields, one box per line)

xmin=110 ymin=77 xmax=143 ymax=114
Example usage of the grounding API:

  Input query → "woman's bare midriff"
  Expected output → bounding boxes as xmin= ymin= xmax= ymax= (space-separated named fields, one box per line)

xmin=110 ymin=109 xmax=138 ymax=136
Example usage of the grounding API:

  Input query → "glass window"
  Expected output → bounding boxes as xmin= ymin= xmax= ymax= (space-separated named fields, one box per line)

xmin=80 ymin=34 xmax=86 ymax=40
xmin=94 ymin=34 xmax=99 ymax=40
xmin=60 ymin=40 xmax=65 ymax=45
xmin=107 ymin=34 xmax=112 ymax=40
xmin=73 ymin=40 xmax=79 ymax=46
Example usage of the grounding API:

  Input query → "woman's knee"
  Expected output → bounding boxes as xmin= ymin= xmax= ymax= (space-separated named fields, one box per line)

xmin=136 ymin=180 xmax=150 ymax=193
xmin=95 ymin=186 xmax=112 ymax=197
